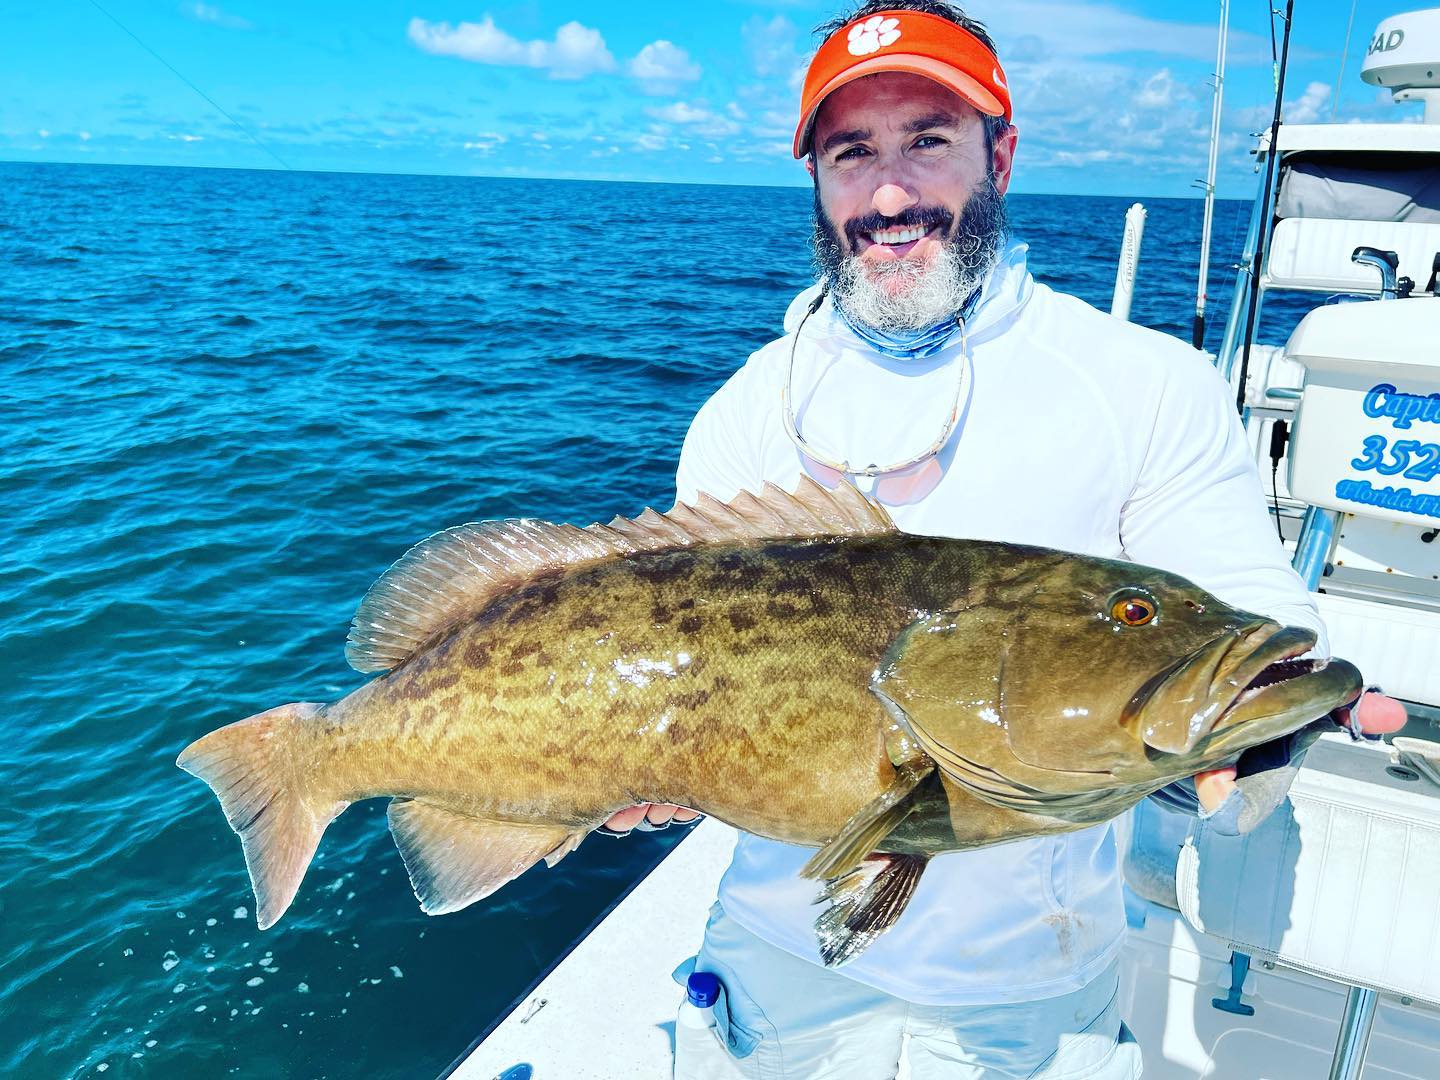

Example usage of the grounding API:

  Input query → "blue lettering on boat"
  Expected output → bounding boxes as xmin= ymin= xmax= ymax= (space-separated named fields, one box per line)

xmin=1363 ymin=383 xmax=1440 ymax=430
xmin=1335 ymin=479 xmax=1440 ymax=519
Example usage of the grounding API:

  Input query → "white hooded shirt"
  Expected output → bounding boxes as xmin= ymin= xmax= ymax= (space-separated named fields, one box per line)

xmin=674 ymin=240 xmax=1326 ymax=1005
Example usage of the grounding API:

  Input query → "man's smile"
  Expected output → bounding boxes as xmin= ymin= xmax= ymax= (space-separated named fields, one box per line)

xmin=856 ymin=225 xmax=942 ymax=262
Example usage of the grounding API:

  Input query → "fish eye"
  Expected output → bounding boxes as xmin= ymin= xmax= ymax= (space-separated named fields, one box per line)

xmin=1109 ymin=590 xmax=1157 ymax=627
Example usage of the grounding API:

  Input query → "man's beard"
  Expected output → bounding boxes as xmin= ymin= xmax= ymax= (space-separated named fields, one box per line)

xmin=811 ymin=177 xmax=1009 ymax=333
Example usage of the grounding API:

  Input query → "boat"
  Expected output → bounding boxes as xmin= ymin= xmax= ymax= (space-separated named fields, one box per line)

xmin=447 ymin=8 xmax=1440 ymax=1078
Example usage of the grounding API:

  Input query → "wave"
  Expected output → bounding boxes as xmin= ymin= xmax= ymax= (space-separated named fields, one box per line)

xmin=401 ymin=256 xmax=463 ymax=273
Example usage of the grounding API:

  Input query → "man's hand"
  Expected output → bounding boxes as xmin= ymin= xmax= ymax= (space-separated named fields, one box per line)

xmin=599 ymin=803 xmax=702 ymax=836
xmin=1195 ymin=690 xmax=1408 ymax=824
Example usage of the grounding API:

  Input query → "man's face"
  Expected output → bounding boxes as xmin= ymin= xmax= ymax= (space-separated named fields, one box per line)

xmin=809 ymin=72 xmax=1018 ymax=331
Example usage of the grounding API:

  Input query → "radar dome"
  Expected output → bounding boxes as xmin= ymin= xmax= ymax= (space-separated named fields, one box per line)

xmin=1362 ymin=8 xmax=1440 ymax=120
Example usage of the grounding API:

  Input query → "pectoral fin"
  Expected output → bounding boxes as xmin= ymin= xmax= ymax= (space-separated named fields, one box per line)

xmin=813 ymin=853 xmax=930 ymax=967
xmin=800 ymin=762 xmax=932 ymax=881
xmin=387 ymin=799 xmax=585 ymax=915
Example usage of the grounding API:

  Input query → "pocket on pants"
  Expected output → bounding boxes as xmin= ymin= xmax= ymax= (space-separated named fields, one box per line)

xmin=672 ymin=909 xmax=783 ymax=1078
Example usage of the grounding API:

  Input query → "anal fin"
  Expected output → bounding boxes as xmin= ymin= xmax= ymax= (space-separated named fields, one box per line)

xmin=387 ymin=799 xmax=585 ymax=915
xmin=813 ymin=853 xmax=930 ymax=967
xmin=800 ymin=762 xmax=931 ymax=881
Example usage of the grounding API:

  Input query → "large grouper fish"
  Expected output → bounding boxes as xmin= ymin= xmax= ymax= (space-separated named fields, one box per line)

xmin=179 ymin=479 xmax=1361 ymax=964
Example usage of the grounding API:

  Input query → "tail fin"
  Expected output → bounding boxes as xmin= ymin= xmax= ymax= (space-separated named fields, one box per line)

xmin=176 ymin=702 xmax=348 ymax=930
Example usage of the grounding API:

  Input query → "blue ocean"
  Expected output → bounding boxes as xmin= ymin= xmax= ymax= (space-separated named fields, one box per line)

xmin=2 ymin=162 xmax=1309 ymax=1079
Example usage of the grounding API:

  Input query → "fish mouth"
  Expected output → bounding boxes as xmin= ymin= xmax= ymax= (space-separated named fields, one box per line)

xmin=1199 ymin=652 xmax=1363 ymax=760
xmin=1127 ymin=621 xmax=1361 ymax=756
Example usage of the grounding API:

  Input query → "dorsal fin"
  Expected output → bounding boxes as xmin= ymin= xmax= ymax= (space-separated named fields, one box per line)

xmin=345 ymin=477 xmax=894 ymax=675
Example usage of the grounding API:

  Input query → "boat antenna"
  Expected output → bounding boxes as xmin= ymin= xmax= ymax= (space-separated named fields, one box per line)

xmin=1331 ymin=0 xmax=1360 ymax=121
xmin=84 ymin=0 xmax=292 ymax=171
xmin=1192 ymin=0 xmax=1230 ymax=350
xmin=1233 ymin=0 xmax=1295 ymax=413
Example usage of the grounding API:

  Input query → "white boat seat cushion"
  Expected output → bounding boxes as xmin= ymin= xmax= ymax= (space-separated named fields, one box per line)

xmin=1265 ymin=217 xmax=1440 ymax=292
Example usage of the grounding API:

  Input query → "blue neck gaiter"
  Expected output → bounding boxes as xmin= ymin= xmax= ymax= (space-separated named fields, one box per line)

xmin=834 ymin=287 xmax=982 ymax=361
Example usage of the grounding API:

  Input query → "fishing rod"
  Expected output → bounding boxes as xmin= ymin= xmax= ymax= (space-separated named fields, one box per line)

xmin=1234 ymin=0 xmax=1296 ymax=413
xmin=1193 ymin=0 xmax=1231 ymax=350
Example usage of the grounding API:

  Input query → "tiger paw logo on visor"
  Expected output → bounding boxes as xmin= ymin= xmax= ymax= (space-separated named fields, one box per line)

xmin=847 ymin=15 xmax=901 ymax=56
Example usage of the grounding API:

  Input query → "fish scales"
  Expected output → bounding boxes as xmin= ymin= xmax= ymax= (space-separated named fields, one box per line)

xmin=320 ymin=536 xmax=974 ymax=843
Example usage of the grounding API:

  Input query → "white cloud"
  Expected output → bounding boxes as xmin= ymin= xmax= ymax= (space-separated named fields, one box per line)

xmin=636 ymin=133 xmax=667 ymax=151
xmin=184 ymin=3 xmax=252 ymax=30
xmin=648 ymin=101 xmax=742 ymax=138
xmin=629 ymin=40 xmax=701 ymax=94
xmin=1286 ymin=81 xmax=1331 ymax=124
xmin=462 ymin=131 xmax=506 ymax=153
xmin=167 ymin=133 xmax=205 ymax=142
xmin=37 ymin=129 xmax=50 ymax=138
xmin=1232 ymin=81 xmax=1334 ymax=131
xmin=1135 ymin=69 xmax=1181 ymax=109
xmin=407 ymin=16 xmax=616 ymax=80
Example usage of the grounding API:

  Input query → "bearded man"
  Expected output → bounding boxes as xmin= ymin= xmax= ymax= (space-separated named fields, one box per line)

xmin=600 ymin=3 xmax=1405 ymax=1076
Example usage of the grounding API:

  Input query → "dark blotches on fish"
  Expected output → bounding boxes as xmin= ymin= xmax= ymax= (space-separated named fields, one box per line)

xmin=667 ymin=689 xmax=712 ymax=711
xmin=568 ymin=610 xmax=606 ymax=630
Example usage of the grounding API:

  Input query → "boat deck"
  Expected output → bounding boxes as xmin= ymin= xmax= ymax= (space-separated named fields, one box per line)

xmin=444 ymin=819 xmax=736 ymax=1079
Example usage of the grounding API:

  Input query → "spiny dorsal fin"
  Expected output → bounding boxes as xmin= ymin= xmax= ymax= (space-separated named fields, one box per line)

xmin=345 ymin=477 xmax=894 ymax=674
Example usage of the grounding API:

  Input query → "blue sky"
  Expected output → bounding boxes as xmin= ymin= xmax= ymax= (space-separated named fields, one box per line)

xmin=2 ymin=1 xmax=1422 ymax=195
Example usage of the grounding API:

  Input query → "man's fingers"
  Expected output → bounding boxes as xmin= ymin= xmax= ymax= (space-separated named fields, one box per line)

xmin=1353 ymin=692 xmax=1408 ymax=735
xmin=601 ymin=803 xmax=703 ymax=835
xmin=1195 ymin=766 xmax=1238 ymax=813
xmin=603 ymin=805 xmax=650 ymax=833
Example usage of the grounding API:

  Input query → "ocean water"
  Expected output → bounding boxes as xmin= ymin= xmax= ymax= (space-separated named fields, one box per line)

xmin=2 ymin=162 xmax=1313 ymax=1079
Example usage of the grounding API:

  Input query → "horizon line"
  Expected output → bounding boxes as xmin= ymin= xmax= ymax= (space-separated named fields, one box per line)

xmin=0 ymin=155 xmax=1248 ymax=202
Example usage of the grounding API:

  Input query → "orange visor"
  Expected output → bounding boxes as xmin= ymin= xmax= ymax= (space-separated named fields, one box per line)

xmin=793 ymin=10 xmax=1011 ymax=159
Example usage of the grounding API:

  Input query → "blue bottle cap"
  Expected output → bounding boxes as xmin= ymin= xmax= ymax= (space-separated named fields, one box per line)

xmin=686 ymin=970 xmax=720 ymax=1008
